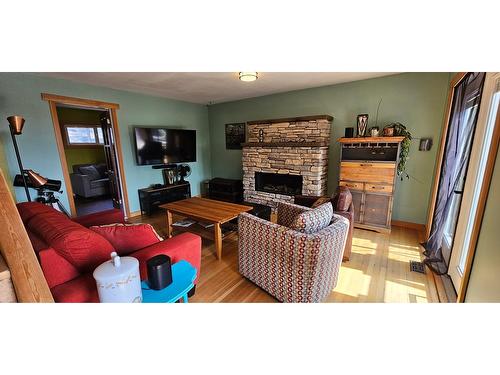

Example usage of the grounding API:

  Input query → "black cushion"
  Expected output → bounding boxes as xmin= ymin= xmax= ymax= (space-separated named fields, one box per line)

xmin=94 ymin=164 xmax=108 ymax=178
xmin=78 ymin=165 xmax=100 ymax=181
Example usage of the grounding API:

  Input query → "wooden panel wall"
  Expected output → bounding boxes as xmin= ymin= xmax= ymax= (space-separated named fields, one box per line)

xmin=0 ymin=169 xmax=53 ymax=302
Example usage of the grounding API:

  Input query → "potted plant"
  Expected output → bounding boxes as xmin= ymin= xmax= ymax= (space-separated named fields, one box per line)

xmin=384 ymin=122 xmax=412 ymax=180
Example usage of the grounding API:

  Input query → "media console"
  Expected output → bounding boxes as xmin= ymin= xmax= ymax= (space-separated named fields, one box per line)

xmin=138 ymin=182 xmax=191 ymax=216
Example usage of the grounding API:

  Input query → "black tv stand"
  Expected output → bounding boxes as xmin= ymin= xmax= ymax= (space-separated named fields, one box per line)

xmin=138 ymin=181 xmax=191 ymax=216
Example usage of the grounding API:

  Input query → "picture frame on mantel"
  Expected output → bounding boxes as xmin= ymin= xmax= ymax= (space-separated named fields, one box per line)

xmin=225 ymin=123 xmax=246 ymax=149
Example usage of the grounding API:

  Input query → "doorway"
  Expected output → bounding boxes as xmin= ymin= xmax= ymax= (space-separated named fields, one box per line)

xmin=56 ymin=106 xmax=112 ymax=216
xmin=42 ymin=94 xmax=130 ymax=218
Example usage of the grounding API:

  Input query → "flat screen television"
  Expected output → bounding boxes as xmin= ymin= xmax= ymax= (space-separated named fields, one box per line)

xmin=134 ymin=127 xmax=196 ymax=165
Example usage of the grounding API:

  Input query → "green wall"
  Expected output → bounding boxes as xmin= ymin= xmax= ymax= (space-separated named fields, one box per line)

xmin=465 ymin=147 xmax=500 ymax=302
xmin=56 ymin=107 xmax=106 ymax=171
xmin=208 ymin=73 xmax=451 ymax=224
xmin=0 ymin=73 xmax=212 ymax=213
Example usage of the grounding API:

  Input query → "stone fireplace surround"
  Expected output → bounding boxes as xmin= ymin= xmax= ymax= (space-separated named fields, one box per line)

xmin=242 ymin=115 xmax=332 ymax=210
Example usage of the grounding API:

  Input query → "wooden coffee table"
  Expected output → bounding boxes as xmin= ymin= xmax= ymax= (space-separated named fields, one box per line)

xmin=160 ymin=197 xmax=253 ymax=260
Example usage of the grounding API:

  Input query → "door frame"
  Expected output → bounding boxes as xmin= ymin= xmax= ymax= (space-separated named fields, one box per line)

xmin=425 ymin=72 xmax=467 ymax=239
xmin=41 ymin=93 xmax=131 ymax=218
xmin=451 ymin=73 xmax=500 ymax=301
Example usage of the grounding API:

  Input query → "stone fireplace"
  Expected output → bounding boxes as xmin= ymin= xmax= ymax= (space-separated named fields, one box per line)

xmin=242 ymin=115 xmax=332 ymax=210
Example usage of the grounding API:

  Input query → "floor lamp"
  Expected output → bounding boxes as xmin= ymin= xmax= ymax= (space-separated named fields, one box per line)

xmin=7 ymin=115 xmax=31 ymax=201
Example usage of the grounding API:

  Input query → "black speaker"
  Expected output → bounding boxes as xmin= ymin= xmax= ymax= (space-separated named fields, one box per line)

xmin=146 ymin=255 xmax=172 ymax=290
xmin=345 ymin=127 xmax=354 ymax=138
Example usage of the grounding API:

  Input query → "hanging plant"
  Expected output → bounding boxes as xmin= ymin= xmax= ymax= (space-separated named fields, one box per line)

xmin=383 ymin=122 xmax=412 ymax=180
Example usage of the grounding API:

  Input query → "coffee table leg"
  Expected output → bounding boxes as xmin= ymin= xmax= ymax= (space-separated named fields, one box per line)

xmin=214 ymin=222 xmax=222 ymax=260
xmin=166 ymin=210 xmax=173 ymax=238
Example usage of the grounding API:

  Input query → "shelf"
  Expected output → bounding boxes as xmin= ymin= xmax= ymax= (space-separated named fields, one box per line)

xmin=338 ymin=136 xmax=405 ymax=144
xmin=172 ymin=222 xmax=237 ymax=241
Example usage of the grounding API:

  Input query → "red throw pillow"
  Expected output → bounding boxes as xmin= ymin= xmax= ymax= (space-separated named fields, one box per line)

xmin=90 ymin=223 xmax=163 ymax=255
xmin=28 ymin=211 xmax=114 ymax=272
xmin=17 ymin=202 xmax=64 ymax=223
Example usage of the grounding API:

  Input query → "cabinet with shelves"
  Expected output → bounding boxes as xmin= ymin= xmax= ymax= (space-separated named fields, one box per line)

xmin=338 ymin=137 xmax=404 ymax=233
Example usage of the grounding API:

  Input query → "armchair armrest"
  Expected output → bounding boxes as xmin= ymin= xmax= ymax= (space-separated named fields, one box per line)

xmin=334 ymin=202 xmax=354 ymax=261
xmin=70 ymin=173 xmax=92 ymax=197
xmin=294 ymin=195 xmax=324 ymax=208
xmin=276 ymin=201 xmax=310 ymax=227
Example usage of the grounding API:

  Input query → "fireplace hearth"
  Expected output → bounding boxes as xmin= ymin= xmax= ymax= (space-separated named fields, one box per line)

xmin=255 ymin=172 xmax=302 ymax=196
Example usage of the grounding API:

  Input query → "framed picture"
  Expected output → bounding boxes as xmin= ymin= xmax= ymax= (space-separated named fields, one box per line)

xmin=357 ymin=114 xmax=369 ymax=137
xmin=225 ymin=123 xmax=246 ymax=149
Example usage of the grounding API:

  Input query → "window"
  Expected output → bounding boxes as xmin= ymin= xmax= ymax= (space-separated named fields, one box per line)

xmin=65 ymin=125 xmax=104 ymax=145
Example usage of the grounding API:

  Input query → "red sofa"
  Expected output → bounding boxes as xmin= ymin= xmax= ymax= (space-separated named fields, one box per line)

xmin=17 ymin=202 xmax=202 ymax=302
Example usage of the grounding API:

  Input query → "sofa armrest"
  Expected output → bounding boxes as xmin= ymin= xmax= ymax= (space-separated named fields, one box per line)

xmin=276 ymin=201 xmax=310 ymax=227
xmin=70 ymin=173 xmax=92 ymax=197
xmin=38 ymin=247 xmax=81 ymax=289
xmin=73 ymin=209 xmax=126 ymax=227
xmin=131 ymin=233 xmax=202 ymax=283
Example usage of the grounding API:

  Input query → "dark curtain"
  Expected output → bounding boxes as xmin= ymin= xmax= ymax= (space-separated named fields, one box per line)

xmin=423 ymin=72 xmax=485 ymax=275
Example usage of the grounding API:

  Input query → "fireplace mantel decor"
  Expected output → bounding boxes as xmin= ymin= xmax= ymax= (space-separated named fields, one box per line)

xmin=242 ymin=115 xmax=332 ymax=210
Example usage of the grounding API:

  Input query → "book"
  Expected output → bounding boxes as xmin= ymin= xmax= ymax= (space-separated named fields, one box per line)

xmin=172 ymin=219 xmax=196 ymax=228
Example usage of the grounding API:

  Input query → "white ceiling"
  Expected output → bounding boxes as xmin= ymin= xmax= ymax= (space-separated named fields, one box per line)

xmin=39 ymin=72 xmax=399 ymax=105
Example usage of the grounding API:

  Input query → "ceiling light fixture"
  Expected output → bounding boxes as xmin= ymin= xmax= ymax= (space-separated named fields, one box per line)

xmin=239 ymin=72 xmax=258 ymax=82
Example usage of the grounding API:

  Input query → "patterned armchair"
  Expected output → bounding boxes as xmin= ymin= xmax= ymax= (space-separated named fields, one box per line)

xmin=238 ymin=202 xmax=349 ymax=303
xmin=294 ymin=186 xmax=354 ymax=261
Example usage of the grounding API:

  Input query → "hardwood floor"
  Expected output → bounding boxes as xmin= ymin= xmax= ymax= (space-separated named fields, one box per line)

xmin=130 ymin=212 xmax=442 ymax=303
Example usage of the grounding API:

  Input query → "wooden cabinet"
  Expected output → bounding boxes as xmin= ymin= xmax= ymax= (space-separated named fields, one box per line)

xmin=338 ymin=136 xmax=404 ymax=233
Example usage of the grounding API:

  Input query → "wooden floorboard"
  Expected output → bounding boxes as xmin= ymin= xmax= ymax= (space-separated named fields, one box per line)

xmin=131 ymin=212 xmax=441 ymax=303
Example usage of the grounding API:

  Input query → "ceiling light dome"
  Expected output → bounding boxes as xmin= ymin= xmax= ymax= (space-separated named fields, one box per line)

xmin=239 ymin=72 xmax=258 ymax=82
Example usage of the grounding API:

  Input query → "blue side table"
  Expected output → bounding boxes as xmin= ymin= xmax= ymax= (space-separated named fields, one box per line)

xmin=141 ymin=260 xmax=197 ymax=303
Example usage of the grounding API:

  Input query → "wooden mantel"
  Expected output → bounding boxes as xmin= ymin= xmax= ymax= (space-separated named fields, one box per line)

xmin=247 ymin=114 xmax=333 ymax=125
xmin=241 ymin=142 xmax=329 ymax=148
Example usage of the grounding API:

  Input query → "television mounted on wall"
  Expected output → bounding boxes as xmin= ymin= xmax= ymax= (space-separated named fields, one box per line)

xmin=134 ymin=127 xmax=196 ymax=165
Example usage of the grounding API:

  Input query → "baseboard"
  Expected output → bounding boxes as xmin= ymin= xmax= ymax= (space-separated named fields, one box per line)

xmin=391 ymin=220 xmax=425 ymax=233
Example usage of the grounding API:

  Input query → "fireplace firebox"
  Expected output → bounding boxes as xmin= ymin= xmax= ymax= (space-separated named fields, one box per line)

xmin=255 ymin=172 xmax=303 ymax=196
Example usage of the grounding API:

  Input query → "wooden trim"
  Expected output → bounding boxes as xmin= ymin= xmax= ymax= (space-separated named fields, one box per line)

xmin=247 ymin=114 xmax=333 ymax=124
xmin=392 ymin=220 xmax=425 ymax=233
xmin=110 ymin=108 xmax=131 ymax=219
xmin=354 ymin=222 xmax=391 ymax=234
xmin=457 ymin=98 xmax=500 ymax=302
xmin=127 ymin=210 xmax=142 ymax=218
xmin=41 ymin=93 xmax=120 ymax=109
xmin=0 ymin=169 xmax=54 ymax=302
xmin=338 ymin=136 xmax=405 ymax=144
xmin=44 ymin=94 xmax=129 ymax=219
xmin=48 ymin=101 xmax=78 ymax=217
xmin=425 ymin=72 xmax=467 ymax=239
